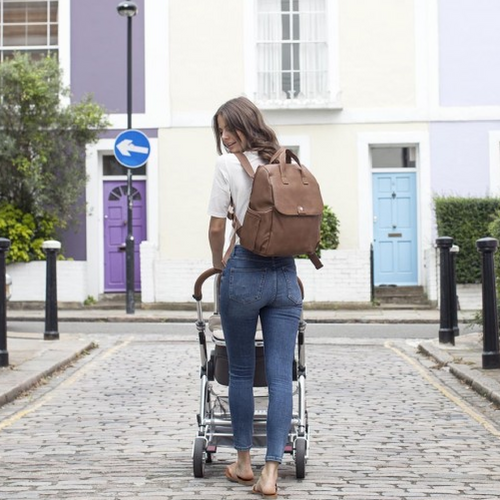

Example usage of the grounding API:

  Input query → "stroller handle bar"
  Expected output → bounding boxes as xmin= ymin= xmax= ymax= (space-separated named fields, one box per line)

xmin=193 ymin=268 xmax=221 ymax=301
xmin=192 ymin=267 xmax=304 ymax=302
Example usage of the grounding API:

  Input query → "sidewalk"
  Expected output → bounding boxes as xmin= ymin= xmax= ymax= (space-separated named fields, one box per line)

xmin=2 ymin=305 xmax=500 ymax=415
xmin=418 ymin=332 xmax=500 ymax=407
xmin=0 ymin=331 xmax=95 ymax=407
xmin=3 ymin=304 xmax=474 ymax=324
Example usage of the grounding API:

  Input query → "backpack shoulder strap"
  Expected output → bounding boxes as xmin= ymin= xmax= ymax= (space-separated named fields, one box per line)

xmin=223 ymin=153 xmax=253 ymax=266
xmin=235 ymin=153 xmax=255 ymax=178
xmin=307 ymin=253 xmax=323 ymax=270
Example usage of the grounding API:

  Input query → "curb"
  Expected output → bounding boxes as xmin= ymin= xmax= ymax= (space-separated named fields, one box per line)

xmin=5 ymin=314 xmax=448 ymax=324
xmin=448 ymin=363 xmax=500 ymax=407
xmin=418 ymin=340 xmax=500 ymax=408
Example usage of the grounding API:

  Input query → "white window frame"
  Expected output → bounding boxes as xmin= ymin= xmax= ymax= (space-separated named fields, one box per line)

xmin=0 ymin=0 xmax=59 ymax=61
xmin=277 ymin=134 xmax=311 ymax=166
xmin=244 ymin=0 xmax=340 ymax=110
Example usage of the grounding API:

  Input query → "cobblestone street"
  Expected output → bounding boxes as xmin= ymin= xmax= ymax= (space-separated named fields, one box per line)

xmin=1 ymin=333 xmax=500 ymax=499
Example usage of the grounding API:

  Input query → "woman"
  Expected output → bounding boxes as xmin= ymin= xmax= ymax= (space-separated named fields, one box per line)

xmin=207 ymin=96 xmax=302 ymax=498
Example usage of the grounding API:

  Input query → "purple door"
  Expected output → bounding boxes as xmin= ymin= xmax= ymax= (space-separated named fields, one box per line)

xmin=103 ymin=180 xmax=147 ymax=292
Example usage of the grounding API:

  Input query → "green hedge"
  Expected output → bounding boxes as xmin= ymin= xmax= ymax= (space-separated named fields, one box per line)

xmin=488 ymin=211 xmax=500 ymax=292
xmin=434 ymin=197 xmax=500 ymax=283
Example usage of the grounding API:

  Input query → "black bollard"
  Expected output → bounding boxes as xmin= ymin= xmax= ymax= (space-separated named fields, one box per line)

xmin=436 ymin=237 xmax=455 ymax=345
xmin=450 ymin=244 xmax=460 ymax=338
xmin=43 ymin=240 xmax=61 ymax=341
xmin=0 ymin=238 xmax=11 ymax=367
xmin=476 ymin=237 xmax=500 ymax=369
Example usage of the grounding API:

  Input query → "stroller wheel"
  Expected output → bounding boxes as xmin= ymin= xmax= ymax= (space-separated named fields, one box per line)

xmin=193 ymin=437 xmax=206 ymax=478
xmin=295 ymin=437 xmax=307 ymax=479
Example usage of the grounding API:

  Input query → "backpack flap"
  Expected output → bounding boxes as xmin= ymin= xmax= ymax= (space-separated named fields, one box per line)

xmin=266 ymin=163 xmax=323 ymax=217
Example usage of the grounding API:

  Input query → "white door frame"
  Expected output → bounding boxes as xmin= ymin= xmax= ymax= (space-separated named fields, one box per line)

xmin=85 ymin=137 xmax=158 ymax=299
xmin=357 ymin=131 xmax=432 ymax=286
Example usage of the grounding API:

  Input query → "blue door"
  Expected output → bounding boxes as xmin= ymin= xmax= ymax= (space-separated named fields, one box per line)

xmin=372 ymin=172 xmax=417 ymax=285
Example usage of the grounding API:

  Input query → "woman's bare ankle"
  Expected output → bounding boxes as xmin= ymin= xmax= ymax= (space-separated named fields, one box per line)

xmin=257 ymin=461 xmax=279 ymax=492
xmin=235 ymin=450 xmax=253 ymax=477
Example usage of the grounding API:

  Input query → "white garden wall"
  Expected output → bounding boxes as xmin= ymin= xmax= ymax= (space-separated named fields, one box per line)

xmin=140 ymin=242 xmax=372 ymax=305
xmin=7 ymin=261 xmax=88 ymax=303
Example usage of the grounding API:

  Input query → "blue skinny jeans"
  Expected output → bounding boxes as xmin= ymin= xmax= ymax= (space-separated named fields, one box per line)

xmin=220 ymin=245 xmax=302 ymax=463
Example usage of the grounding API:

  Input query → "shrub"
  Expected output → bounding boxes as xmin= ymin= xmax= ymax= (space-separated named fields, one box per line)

xmin=319 ymin=205 xmax=340 ymax=252
xmin=0 ymin=202 xmax=58 ymax=263
xmin=470 ymin=212 xmax=500 ymax=329
xmin=434 ymin=197 xmax=500 ymax=283
xmin=297 ymin=205 xmax=340 ymax=259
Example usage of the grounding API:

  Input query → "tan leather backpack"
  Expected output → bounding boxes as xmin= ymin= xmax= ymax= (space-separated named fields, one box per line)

xmin=232 ymin=148 xmax=324 ymax=269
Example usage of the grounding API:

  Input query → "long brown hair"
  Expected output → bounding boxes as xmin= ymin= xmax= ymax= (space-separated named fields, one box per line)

xmin=212 ymin=96 xmax=280 ymax=162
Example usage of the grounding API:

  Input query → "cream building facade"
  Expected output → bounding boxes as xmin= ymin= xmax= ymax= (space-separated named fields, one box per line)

xmin=9 ymin=0 xmax=493 ymax=305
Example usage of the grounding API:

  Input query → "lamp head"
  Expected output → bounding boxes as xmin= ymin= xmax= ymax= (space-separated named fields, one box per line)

xmin=117 ymin=1 xmax=138 ymax=17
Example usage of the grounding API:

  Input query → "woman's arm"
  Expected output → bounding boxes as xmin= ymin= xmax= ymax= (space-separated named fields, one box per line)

xmin=209 ymin=216 xmax=226 ymax=270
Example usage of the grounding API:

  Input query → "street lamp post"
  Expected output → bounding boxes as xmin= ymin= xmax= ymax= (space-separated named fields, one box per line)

xmin=117 ymin=1 xmax=138 ymax=314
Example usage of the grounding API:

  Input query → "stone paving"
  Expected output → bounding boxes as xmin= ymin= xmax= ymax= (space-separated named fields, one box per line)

xmin=1 ymin=334 xmax=500 ymax=499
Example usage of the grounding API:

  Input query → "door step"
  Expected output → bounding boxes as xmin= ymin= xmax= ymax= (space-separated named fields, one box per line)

xmin=90 ymin=293 xmax=142 ymax=309
xmin=374 ymin=286 xmax=433 ymax=308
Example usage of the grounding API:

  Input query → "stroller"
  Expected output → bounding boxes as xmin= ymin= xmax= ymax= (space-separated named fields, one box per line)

xmin=191 ymin=268 xmax=309 ymax=479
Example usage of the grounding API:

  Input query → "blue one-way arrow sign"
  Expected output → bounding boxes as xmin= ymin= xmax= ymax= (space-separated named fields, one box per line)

xmin=114 ymin=129 xmax=151 ymax=168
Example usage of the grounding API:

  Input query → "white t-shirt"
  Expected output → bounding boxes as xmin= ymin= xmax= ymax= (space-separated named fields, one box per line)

xmin=207 ymin=151 xmax=262 ymax=225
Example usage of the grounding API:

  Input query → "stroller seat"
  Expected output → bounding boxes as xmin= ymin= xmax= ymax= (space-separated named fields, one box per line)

xmin=208 ymin=314 xmax=264 ymax=344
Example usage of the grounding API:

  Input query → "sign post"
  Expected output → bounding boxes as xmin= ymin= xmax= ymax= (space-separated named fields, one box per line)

xmin=116 ymin=0 xmax=139 ymax=314
xmin=114 ymin=129 xmax=150 ymax=314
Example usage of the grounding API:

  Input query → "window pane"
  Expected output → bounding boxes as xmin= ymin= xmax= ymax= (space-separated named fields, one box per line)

xmin=27 ymin=49 xmax=50 ymax=60
xmin=27 ymin=24 xmax=48 ymax=45
xmin=49 ymin=2 xmax=57 ymax=22
xmin=103 ymin=155 xmax=146 ymax=176
xmin=282 ymin=43 xmax=291 ymax=70
xmin=293 ymin=42 xmax=299 ymax=69
xmin=2 ymin=50 xmax=16 ymax=61
xmin=257 ymin=12 xmax=281 ymax=40
xmin=292 ymin=13 xmax=299 ymax=40
xmin=4 ymin=2 xmax=27 ymax=23
xmin=371 ymin=147 xmax=416 ymax=169
xmin=27 ymin=1 xmax=47 ymax=23
xmin=293 ymin=70 xmax=300 ymax=97
xmin=282 ymin=72 xmax=291 ymax=97
xmin=281 ymin=0 xmax=290 ymax=11
xmin=283 ymin=145 xmax=300 ymax=156
xmin=49 ymin=23 xmax=57 ymax=44
xmin=3 ymin=25 xmax=26 ymax=46
xmin=281 ymin=13 xmax=290 ymax=40
xmin=300 ymin=13 xmax=326 ymax=41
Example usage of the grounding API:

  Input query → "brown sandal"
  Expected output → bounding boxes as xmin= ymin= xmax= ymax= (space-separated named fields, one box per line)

xmin=252 ymin=481 xmax=278 ymax=498
xmin=225 ymin=465 xmax=255 ymax=486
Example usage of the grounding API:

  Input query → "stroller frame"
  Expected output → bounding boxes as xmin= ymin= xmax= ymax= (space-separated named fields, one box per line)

xmin=192 ymin=268 xmax=309 ymax=479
